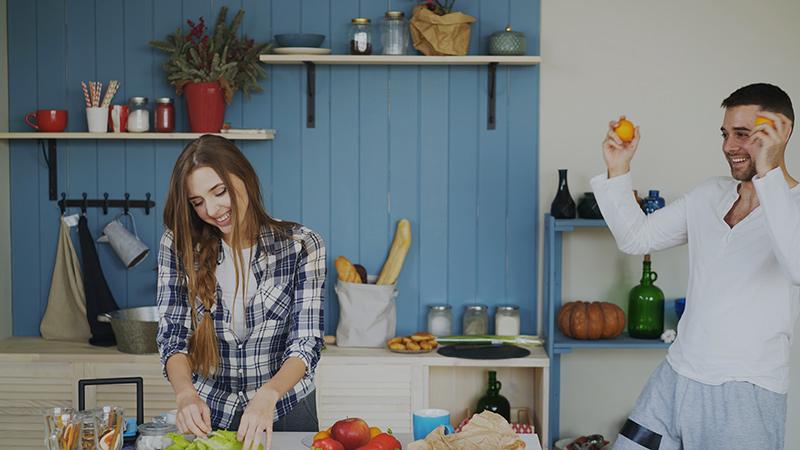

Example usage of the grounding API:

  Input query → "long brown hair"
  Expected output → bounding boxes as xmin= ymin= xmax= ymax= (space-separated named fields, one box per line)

xmin=163 ymin=134 xmax=295 ymax=377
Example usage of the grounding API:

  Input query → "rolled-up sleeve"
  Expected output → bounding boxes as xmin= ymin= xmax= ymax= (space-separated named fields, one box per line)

xmin=156 ymin=229 xmax=193 ymax=378
xmin=282 ymin=228 xmax=326 ymax=376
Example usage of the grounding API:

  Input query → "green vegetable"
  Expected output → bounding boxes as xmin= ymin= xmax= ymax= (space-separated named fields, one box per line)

xmin=164 ymin=431 xmax=264 ymax=450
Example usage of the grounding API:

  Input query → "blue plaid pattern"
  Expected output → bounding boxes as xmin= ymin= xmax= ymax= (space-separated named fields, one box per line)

xmin=156 ymin=224 xmax=326 ymax=430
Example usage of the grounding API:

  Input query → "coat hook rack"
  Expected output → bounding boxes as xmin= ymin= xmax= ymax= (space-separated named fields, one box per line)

xmin=59 ymin=192 xmax=156 ymax=216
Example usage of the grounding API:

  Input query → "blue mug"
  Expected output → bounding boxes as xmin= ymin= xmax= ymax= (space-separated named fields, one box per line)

xmin=413 ymin=409 xmax=454 ymax=440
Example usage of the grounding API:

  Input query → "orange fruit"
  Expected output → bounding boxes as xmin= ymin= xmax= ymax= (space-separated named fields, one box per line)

xmin=313 ymin=430 xmax=331 ymax=442
xmin=369 ymin=426 xmax=382 ymax=438
xmin=614 ymin=118 xmax=635 ymax=143
xmin=755 ymin=116 xmax=775 ymax=128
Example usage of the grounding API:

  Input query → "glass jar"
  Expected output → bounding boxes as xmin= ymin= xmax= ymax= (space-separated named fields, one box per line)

xmin=154 ymin=97 xmax=174 ymax=132
xmin=127 ymin=97 xmax=150 ymax=132
xmin=349 ymin=18 xmax=372 ymax=55
xmin=380 ymin=11 xmax=408 ymax=55
xmin=136 ymin=418 xmax=178 ymax=450
xmin=462 ymin=304 xmax=489 ymax=335
xmin=427 ymin=304 xmax=452 ymax=336
xmin=495 ymin=305 xmax=520 ymax=336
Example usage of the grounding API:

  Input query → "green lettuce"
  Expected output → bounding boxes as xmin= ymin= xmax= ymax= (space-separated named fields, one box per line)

xmin=165 ymin=431 xmax=264 ymax=450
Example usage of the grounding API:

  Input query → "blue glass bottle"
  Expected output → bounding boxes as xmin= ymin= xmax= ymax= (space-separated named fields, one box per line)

xmin=642 ymin=190 xmax=665 ymax=215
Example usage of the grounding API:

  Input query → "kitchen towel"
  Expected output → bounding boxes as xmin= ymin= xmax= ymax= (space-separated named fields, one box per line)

xmin=77 ymin=214 xmax=119 ymax=346
xmin=40 ymin=217 xmax=92 ymax=342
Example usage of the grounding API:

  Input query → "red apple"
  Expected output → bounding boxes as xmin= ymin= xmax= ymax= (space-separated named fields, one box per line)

xmin=312 ymin=437 xmax=345 ymax=450
xmin=331 ymin=418 xmax=371 ymax=450
xmin=370 ymin=432 xmax=402 ymax=450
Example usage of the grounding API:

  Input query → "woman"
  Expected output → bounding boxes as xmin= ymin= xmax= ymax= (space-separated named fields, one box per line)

xmin=156 ymin=135 xmax=325 ymax=450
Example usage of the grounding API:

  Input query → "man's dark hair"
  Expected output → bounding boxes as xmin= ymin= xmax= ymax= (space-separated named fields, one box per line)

xmin=721 ymin=83 xmax=794 ymax=123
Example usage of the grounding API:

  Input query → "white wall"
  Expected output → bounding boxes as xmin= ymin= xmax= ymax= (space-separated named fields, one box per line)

xmin=540 ymin=0 xmax=800 ymax=445
xmin=0 ymin=0 xmax=11 ymax=339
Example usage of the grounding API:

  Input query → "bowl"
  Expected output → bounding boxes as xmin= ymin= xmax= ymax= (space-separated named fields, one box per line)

xmin=274 ymin=33 xmax=326 ymax=48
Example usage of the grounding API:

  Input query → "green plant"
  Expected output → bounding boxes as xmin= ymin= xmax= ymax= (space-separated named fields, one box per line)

xmin=149 ymin=6 xmax=270 ymax=104
xmin=421 ymin=0 xmax=457 ymax=15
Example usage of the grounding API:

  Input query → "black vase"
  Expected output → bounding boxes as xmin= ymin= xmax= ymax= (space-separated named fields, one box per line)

xmin=550 ymin=169 xmax=576 ymax=219
xmin=577 ymin=192 xmax=603 ymax=219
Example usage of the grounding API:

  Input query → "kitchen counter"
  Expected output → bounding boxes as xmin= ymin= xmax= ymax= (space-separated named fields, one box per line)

xmin=271 ymin=432 xmax=542 ymax=450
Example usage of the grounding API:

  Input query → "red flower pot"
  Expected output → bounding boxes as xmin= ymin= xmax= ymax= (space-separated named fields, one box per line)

xmin=184 ymin=81 xmax=225 ymax=133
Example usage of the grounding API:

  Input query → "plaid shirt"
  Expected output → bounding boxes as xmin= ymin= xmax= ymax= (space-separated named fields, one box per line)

xmin=156 ymin=224 xmax=326 ymax=429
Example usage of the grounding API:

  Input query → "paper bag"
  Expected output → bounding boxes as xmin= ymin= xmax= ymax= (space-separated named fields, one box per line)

xmin=335 ymin=277 xmax=397 ymax=347
xmin=409 ymin=6 xmax=476 ymax=56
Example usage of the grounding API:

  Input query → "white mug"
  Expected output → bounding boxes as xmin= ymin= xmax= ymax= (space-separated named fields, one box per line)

xmin=86 ymin=106 xmax=109 ymax=133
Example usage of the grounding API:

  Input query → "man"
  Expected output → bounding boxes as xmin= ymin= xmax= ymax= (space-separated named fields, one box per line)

xmin=591 ymin=83 xmax=798 ymax=450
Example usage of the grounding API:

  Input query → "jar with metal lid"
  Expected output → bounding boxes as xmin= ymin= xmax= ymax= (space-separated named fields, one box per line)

xmin=381 ymin=11 xmax=408 ymax=55
xmin=349 ymin=18 xmax=372 ymax=55
xmin=495 ymin=305 xmax=520 ymax=336
xmin=127 ymin=97 xmax=150 ymax=132
xmin=462 ymin=304 xmax=489 ymax=336
xmin=154 ymin=98 xmax=174 ymax=132
xmin=136 ymin=417 xmax=178 ymax=450
xmin=427 ymin=304 xmax=452 ymax=336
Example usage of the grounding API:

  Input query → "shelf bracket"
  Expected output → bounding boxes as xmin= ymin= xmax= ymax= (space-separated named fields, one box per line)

xmin=40 ymin=139 xmax=58 ymax=201
xmin=487 ymin=62 xmax=498 ymax=130
xmin=305 ymin=61 xmax=316 ymax=128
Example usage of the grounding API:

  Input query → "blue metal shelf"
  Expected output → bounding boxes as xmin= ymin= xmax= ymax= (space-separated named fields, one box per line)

xmin=553 ymin=329 xmax=669 ymax=353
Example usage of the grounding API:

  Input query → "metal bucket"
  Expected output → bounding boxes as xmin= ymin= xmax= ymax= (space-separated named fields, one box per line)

xmin=98 ymin=306 xmax=159 ymax=354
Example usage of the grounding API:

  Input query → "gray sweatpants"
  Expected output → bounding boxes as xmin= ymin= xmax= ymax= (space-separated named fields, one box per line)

xmin=612 ymin=360 xmax=787 ymax=450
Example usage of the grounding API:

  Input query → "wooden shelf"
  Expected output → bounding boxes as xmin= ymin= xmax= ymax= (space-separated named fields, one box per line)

xmin=0 ymin=131 xmax=274 ymax=140
xmin=259 ymin=54 xmax=541 ymax=65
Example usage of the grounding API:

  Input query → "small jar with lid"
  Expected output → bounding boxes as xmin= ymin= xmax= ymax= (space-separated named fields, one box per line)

xmin=463 ymin=304 xmax=489 ymax=336
xmin=136 ymin=418 xmax=178 ymax=450
xmin=427 ymin=304 xmax=452 ymax=336
xmin=380 ymin=11 xmax=408 ymax=55
xmin=154 ymin=97 xmax=175 ymax=132
xmin=127 ymin=97 xmax=150 ymax=132
xmin=349 ymin=18 xmax=373 ymax=55
xmin=495 ymin=305 xmax=520 ymax=336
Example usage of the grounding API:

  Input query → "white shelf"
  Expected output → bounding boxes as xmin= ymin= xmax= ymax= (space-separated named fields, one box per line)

xmin=259 ymin=54 xmax=541 ymax=65
xmin=0 ymin=131 xmax=274 ymax=140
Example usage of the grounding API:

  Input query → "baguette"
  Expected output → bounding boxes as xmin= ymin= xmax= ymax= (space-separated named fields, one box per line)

xmin=335 ymin=256 xmax=362 ymax=283
xmin=377 ymin=219 xmax=412 ymax=285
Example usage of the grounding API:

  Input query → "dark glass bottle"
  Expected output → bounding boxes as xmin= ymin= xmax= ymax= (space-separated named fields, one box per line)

xmin=550 ymin=169 xmax=576 ymax=219
xmin=628 ymin=255 xmax=664 ymax=339
xmin=476 ymin=370 xmax=511 ymax=421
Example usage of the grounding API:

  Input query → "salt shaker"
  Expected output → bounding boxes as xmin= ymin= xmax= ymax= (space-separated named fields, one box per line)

xmin=127 ymin=97 xmax=150 ymax=132
xmin=495 ymin=305 xmax=520 ymax=336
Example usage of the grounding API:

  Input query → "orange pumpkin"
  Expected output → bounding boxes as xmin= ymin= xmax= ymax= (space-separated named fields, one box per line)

xmin=557 ymin=301 xmax=625 ymax=339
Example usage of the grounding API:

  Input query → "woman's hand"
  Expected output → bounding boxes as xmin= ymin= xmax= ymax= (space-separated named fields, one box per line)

xmin=603 ymin=116 xmax=641 ymax=178
xmin=238 ymin=388 xmax=280 ymax=450
xmin=175 ymin=388 xmax=212 ymax=438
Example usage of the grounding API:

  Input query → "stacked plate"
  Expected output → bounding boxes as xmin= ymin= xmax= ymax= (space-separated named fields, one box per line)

xmin=272 ymin=33 xmax=331 ymax=55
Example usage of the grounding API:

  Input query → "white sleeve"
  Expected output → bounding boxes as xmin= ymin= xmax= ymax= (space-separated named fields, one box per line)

xmin=590 ymin=172 xmax=688 ymax=255
xmin=753 ymin=167 xmax=800 ymax=285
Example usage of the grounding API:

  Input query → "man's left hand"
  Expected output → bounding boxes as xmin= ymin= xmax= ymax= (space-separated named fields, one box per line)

xmin=749 ymin=111 xmax=793 ymax=177
xmin=238 ymin=388 xmax=280 ymax=450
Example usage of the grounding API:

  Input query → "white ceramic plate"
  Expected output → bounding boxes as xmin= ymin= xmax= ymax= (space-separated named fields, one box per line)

xmin=273 ymin=47 xmax=332 ymax=55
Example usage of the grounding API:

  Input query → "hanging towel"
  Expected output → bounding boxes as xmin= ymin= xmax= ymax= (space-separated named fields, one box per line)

xmin=77 ymin=214 xmax=120 ymax=346
xmin=40 ymin=217 xmax=92 ymax=341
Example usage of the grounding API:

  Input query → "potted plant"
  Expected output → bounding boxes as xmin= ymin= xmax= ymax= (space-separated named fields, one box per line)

xmin=149 ymin=7 xmax=270 ymax=132
xmin=409 ymin=0 xmax=476 ymax=56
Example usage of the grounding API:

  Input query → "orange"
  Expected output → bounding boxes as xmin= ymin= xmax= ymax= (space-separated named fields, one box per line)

xmin=614 ymin=118 xmax=635 ymax=143
xmin=755 ymin=116 xmax=775 ymax=128
xmin=369 ymin=426 xmax=382 ymax=438
xmin=313 ymin=430 xmax=331 ymax=442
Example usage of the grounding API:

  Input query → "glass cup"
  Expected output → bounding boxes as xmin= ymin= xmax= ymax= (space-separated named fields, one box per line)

xmin=94 ymin=405 xmax=125 ymax=450
xmin=44 ymin=407 xmax=77 ymax=450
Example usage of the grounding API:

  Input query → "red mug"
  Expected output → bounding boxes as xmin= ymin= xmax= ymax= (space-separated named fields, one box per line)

xmin=25 ymin=109 xmax=68 ymax=132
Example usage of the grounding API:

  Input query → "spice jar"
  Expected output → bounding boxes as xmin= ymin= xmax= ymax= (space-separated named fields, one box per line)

xmin=154 ymin=97 xmax=174 ymax=132
xmin=127 ymin=97 xmax=150 ymax=132
xmin=349 ymin=18 xmax=372 ymax=55
xmin=381 ymin=11 xmax=408 ymax=55
xmin=136 ymin=418 xmax=178 ymax=450
xmin=463 ymin=304 xmax=489 ymax=336
xmin=427 ymin=304 xmax=452 ymax=336
xmin=495 ymin=305 xmax=520 ymax=336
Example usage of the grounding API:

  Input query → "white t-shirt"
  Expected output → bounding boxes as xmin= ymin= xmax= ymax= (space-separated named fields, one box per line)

xmin=217 ymin=240 xmax=258 ymax=339
xmin=591 ymin=167 xmax=800 ymax=394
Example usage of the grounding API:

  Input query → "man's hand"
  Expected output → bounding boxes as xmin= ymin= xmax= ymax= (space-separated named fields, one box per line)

xmin=238 ymin=388 xmax=280 ymax=450
xmin=603 ymin=116 xmax=641 ymax=178
xmin=749 ymin=111 xmax=793 ymax=177
xmin=175 ymin=388 xmax=212 ymax=438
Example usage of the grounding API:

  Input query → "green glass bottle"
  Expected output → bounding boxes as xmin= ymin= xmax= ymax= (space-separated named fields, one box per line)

xmin=628 ymin=255 xmax=665 ymax=339
xmin=476 ymin=370 xmax=511 ymax=421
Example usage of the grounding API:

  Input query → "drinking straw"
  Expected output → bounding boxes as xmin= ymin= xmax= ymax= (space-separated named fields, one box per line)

xmin=81 ymin=81 xmax=91 ymax=108
xmin=101 ymin=80 xmax=119 ymax=107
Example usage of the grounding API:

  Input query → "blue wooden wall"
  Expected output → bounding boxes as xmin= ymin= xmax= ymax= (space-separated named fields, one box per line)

xmin=7 ymin=0 xmax=540 ymax=337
